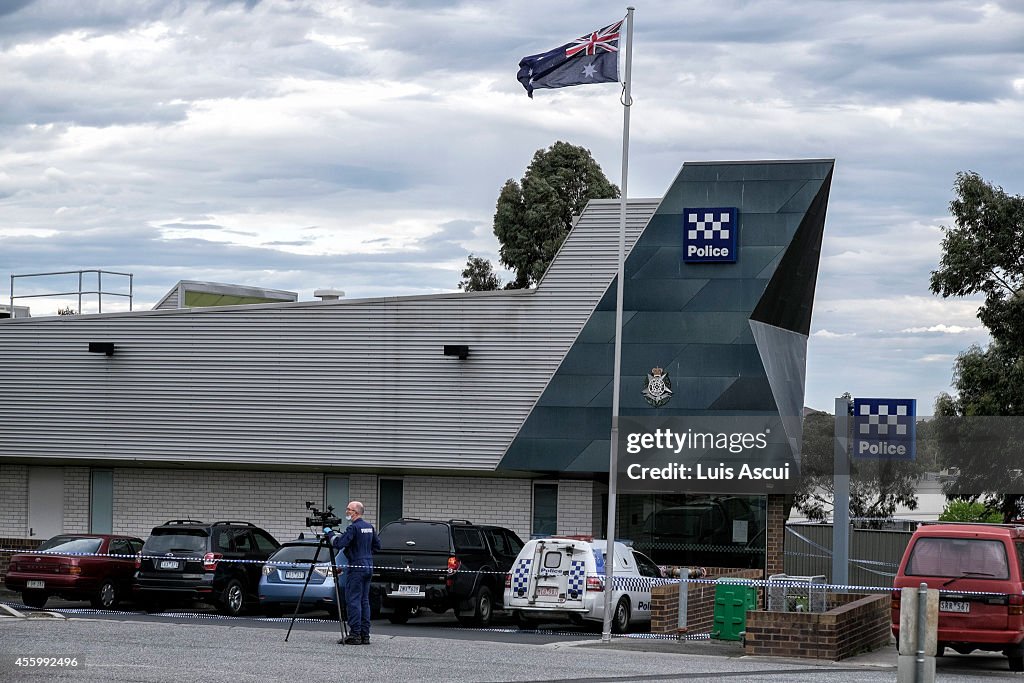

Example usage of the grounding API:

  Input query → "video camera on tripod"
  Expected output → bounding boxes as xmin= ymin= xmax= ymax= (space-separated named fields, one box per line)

xmin=304 ymin=501 xmax=342 ymax=529
xmin=285 ymin=502 xmax=348 ymax=644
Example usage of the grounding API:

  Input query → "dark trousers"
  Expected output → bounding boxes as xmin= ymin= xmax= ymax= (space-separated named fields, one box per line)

xmin=345 ymin=565 xmax=372 ymax=636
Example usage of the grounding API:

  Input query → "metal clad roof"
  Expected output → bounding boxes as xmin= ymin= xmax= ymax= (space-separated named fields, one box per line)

xmin=0 ymin=199 xmax=659 ymax=471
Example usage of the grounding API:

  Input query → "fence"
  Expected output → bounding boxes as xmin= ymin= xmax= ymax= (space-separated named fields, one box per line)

xmin=784 ymin=522 xmax=912 ymax=587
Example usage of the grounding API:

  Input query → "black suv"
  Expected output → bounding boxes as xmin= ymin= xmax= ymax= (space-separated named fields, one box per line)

xmin=372 ymin=519 xmax=524 ymax=627
xmin=134 ymin=520 xmax=280 ymax=616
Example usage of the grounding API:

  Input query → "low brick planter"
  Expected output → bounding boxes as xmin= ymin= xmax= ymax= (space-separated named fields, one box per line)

xmin=651 ymin=567 xmax=762 ymax=635
xmin=743 ymin=593 xmax=891 ymax=660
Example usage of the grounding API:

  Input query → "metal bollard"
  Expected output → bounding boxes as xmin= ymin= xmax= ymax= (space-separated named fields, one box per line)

xmin=916 ymin=582 xmax=927 ymax=683
xmin=677 ymin=568 xmax=689 ymax=632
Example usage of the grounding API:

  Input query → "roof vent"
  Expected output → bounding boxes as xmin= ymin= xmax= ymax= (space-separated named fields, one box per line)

xmin=314 ymin=289 xmax=345 ymax=301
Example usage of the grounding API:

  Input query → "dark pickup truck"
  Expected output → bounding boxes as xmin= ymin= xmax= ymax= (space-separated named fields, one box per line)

xmin=371 ymin=518 xmax=524 ymax=626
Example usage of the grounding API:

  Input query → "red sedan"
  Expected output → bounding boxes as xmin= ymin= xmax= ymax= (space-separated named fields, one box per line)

xmin=5 ymin=534 xmax=144 ymax=609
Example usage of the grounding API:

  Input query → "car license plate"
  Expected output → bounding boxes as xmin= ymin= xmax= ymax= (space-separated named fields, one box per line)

xmin=26 ymin=580 xmax=45 ymax=589
xmin=159 ymin=560 xmax=181 ymax=570
xmin=397 ymin=584 xmax=420 ymax=594
xmin=285 ymin=570 xmax=307 ymax=580
xmin=939 ymin=601 xmax=970 ymax=613
xmin=537 ymin=586 xmax=559 ymax=597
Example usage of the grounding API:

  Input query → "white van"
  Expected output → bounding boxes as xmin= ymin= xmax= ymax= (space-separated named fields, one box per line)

xmin=502 ymin=537 xmax=660 ymax=632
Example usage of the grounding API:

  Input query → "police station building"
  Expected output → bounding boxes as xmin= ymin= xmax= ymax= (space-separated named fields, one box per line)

xmin=0 ymin=158 xmax=833 ymax=570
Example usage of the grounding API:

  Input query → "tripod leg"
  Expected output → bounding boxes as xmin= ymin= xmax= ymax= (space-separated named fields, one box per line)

xmin=284 ymin=537 xmax=326 ymax=643
xmin=325 ymin=538 xmax=349 ymax=643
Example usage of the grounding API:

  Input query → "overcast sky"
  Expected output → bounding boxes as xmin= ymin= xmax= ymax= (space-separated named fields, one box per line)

xmin=1 ymin=0 xmax=1021 ymax=412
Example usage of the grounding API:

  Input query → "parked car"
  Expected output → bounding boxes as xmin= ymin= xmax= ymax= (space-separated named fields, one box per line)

xmin=503 ymin=537 xmax=661 ymax=633
xmin=258 ymin=537 xmax=346 ymax=618
xmin=372 ymin=519 xmax=524 ymax=626
xmin=893 ymin=522 xmax=1024 ymax=671
xmin=134 ymin=520 xmax=279 ymax=616
xmin=4 ymin=534 xmax=144 ymax=609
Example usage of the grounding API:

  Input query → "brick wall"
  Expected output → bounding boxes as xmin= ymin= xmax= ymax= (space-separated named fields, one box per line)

xmin=556 ymin=480 xmax=595 ymax=537
xmin=651 ymin=568 xmax=763 ymax=635
xmin=64 ymin=467 xmax=90 ymax=534
xmin=766 ymin=494 xmax=786 ymax=576
xmin=111 ymin=468 xmax=324 ymax=543
xmin=0 ymin=468 xmax=597 ymax=550
xmin=0 ymin=465 xmax=29 ymax=536
xmin=743 ymin=593 xmax=891 ymax=660
xmin=349 ymin=474 xmax=379 ymax=526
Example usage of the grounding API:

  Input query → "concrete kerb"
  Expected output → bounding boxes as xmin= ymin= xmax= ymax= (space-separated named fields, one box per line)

xmin=569 ymin=633 xmax=899 ymax=670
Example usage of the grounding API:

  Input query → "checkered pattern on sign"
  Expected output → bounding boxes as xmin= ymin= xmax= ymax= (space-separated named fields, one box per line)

xmin=687 ymin=211 xmax=732 ymax=240
xmin=857 ymin=400 xmax=911 ymax=436
xmin=569 ymin=560 xmax=585 ymax=593
xmin=512 ymin=558 xmax=532 ymax=593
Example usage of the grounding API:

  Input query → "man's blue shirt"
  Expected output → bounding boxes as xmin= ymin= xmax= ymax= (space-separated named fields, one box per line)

xmin=326 ymin=518 xmax=380 ymax=566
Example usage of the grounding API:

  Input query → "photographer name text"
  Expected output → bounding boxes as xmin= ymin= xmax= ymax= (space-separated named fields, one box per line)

xmin=626 ymin=462 xmax=791 ymax=481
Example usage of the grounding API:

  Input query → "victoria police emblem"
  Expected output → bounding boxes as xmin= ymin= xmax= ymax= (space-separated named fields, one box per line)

xmin=642 ymin=366 xmax=673 ymax=407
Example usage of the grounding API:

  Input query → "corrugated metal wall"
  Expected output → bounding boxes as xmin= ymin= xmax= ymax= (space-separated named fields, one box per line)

xmin=784 ymin=522 xmax=912 ymax=587
xmin=0 ymin=200 xmax=659 ymax=472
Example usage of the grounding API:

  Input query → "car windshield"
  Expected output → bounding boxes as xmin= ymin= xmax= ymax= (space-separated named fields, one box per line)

xmin=143 ymin=530 xmax=208 ymax=553
xmin=379 ymin=522 xmax=450 ymax=551
xmin=36 ymin=536 xmax=103 ymax=555
xmin=269 ymin=545 xmax=334 ymax=565
xmin=906 ymin=537 xmax=1009 ymax=579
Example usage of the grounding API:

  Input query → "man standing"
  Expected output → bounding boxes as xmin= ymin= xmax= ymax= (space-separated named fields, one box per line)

xmin=324 ymin=501 xmax=380 ymax=644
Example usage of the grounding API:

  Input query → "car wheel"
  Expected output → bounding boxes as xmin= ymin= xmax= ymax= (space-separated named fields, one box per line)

xmin=456 ymin=586 xmax=494 ymax=627
xmin=90 ymin=580 xmax=118 ymax=610
xmin=217 ymin=579 xmax=246 ymax=617
xmin=472 ymin=586 xmax=494 ymax=627
xmin=1010 ymin=655 xmax=1024 ymax=673
xmin=22 ymin=590 xmax=47 ymax=609
xmin=611 ymin=597 xmax=630 ymax=634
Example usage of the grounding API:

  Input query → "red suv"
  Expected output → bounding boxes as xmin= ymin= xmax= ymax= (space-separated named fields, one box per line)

xmin=5 ymin=534 xmax=144 ymax=610
xmin=893 ymin=523 xmax=1024 ymax=671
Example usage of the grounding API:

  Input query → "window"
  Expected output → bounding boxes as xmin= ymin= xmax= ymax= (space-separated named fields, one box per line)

xmin=485 ymin=529 xmax=510 ymax=556
xmin=907 ymin=537 xmax=1009 ymax=579
xmin=252 ymin=530 xmax=279 ymax=553
xmin=90 ymin=469 xmax=113 ymax=534
xmin=109 ymin=539 xmax=132 ymax=556
xmin=379 ymin=478 xmax=404 ymax=527
xmin=452 ymin=527 xmax=485 ymax=552
xmin=532 ymin=482 xmax=558 ymax=536
xmin=324 ymin=476 xmax=350 ymax=526
xmin=634 ymin=551 xmax=662 ymax=578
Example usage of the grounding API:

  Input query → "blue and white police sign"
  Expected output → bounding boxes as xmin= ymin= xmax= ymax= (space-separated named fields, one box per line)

xmin=852 ymin=398 xmax=916 ymax=460
xmin=683 ymin=207 xmax=738 ymax=263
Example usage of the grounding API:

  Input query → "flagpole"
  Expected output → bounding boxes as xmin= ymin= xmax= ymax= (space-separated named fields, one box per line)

xmin=601 ymin=5 xmax=634 ymax=644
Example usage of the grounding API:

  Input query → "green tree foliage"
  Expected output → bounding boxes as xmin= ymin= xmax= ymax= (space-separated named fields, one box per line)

xmin=938 ymin=499 xmax=1002 ymax=523
xmin=57 ymin=306 xmax=76 ymax=315
xmin=930 ymin=172 xmax=1024 ymax=352
xmin=457 ymin=254 xmax=502 ymax=292
xmin=475 ymin=141 xmax=619 ymax=290
xmin=930 ymin=172 xmax=1024 ymax=520
xmin=794 ymin=408 xmax=924 ymax=524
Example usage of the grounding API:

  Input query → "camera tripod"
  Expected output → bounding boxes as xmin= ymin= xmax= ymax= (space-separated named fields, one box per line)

xmin=283 ymin=531 xmax=349 ymax=644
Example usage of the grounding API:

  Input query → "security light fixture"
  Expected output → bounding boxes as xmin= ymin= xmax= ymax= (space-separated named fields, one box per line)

xmin=443 ymin=344 xmax=469 ymax=360
xmin=88 ymin=342 xmax=115 ymax=356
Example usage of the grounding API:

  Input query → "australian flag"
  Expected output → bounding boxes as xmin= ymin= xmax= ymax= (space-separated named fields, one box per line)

xmin=517 ymin=19 xmax=622 ymax=98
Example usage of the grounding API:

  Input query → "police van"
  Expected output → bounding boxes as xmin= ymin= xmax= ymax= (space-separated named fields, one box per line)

xmin=502 ymin=537 xmax=661 ymax=632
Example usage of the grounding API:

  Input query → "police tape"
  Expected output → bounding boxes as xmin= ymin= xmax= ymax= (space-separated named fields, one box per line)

xmin=1 ymin=546 xmax=1017 ymax=598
